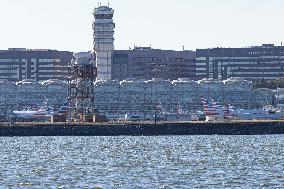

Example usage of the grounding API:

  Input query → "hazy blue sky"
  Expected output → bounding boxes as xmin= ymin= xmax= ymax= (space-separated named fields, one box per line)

xmin=0 ymin=0 xmax=283 ymax=52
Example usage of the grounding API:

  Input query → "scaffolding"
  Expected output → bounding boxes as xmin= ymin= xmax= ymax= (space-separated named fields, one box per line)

xmin=68 ymin=52 xmax=97 ymax=122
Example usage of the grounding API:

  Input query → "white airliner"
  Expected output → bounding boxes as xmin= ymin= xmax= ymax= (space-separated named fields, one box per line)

xmin=13 ymin=107 xmax=54 ymax=120
xmin=13 ymin=101 xmax=68 ymax=120
xmin=201 ymin=97 xmax=284 ymax=121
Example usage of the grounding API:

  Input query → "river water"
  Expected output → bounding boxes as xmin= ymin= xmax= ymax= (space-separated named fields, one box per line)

xmin=0 ymin=135 xmax=284 ymax=188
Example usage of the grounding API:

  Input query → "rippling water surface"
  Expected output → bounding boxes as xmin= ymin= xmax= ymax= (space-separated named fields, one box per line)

xmin=1 ymin=135 xmax=284 ymax=188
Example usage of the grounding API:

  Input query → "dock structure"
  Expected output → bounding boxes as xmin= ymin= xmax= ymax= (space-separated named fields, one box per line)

xmin=1 ymin=120 xmax=284 ymax=136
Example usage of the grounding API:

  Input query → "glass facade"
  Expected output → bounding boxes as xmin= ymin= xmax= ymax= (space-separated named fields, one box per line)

xmin=0 ymin=79 xmax=68 ymax=114
xmin=112 ymin=47 xmax=196 ymax=81
xmin=0 ymin=49 xmax=73 ymax=81
xmin=0 ymin=78 xmax=275 ymax=117
xmin=93 ymin=78 xmax=274 ymax=117
xmin=196 ymin=44 xmax=284 ymax=80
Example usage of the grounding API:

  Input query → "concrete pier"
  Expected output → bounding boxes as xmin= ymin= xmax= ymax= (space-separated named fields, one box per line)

xmin=1 ymin=121 xmax=284 ymax=136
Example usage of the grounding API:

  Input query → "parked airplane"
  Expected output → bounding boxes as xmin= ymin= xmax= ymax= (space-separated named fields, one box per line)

xmin=12 ymin=101 xmax=68 ymax=120
xmin=201 ymin=97 xmax=284 ymax=121
xmin=201 ymin=97 xmax=227 ymax=121
xmin=57 ymin=101 xmax=69 ymax=115
xmin=228 ymin=105 xmax=284 ymax=120
xmin=13 ymin=107 xmax=54 ymax=120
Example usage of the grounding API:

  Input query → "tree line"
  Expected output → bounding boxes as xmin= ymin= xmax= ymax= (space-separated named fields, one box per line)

xmin=253 ymin=78 xmax=284 ymax=89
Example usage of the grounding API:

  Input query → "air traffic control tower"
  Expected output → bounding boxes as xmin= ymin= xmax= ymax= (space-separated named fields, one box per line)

xmin=93 ymin=5 xmax=115 ymax=80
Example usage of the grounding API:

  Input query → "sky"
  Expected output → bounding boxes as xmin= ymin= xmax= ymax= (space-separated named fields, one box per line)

xmin=0 ymin=0 xmax=283 ymax=52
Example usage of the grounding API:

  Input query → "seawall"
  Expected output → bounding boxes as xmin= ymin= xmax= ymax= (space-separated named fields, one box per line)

xmin=1 ymin=121 xmax=284 ymax=136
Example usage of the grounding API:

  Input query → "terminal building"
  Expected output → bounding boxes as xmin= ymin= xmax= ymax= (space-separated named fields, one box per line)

xmin=112 ymin=47 xmax=196 ymax=81
xmin=0 ymin=48 xmax=73 ymax=82
xmin=196 ymin=44 xmax=284 ymax=80
xmin=93 ymin=78 xmax=274 ymax=118
xmin=0 ymin=79 xmax=68 ymax=114
xmin=0 ymin=78 xmax=275 ymax=118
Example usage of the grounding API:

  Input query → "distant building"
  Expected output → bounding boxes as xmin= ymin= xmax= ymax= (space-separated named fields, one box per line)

xmin=196 ymin=44 xmax=284 ymax=80
xmin=0 ymin=48 xmax=73 ymax=82
xmin=93 ymin=5 xmax=115 ymax=80
xmin=112 ymin=47 xmax=196 ymax=81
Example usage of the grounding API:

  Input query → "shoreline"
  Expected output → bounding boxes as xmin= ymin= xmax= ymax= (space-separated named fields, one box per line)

xmin=1 ymin=120 xmax=284 ymax=136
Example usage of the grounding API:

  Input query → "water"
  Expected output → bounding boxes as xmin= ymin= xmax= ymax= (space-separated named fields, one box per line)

xmin=1 ymin=136 xmax=284 ymax=188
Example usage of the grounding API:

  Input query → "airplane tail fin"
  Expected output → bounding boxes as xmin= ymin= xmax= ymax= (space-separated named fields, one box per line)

xmin=211 ymin=99 xmax=235 ymax=118
xmin=58 ymin=101 xmax=69 ymax=115
xmin=201 ymin=97 xmax=218 ymax=116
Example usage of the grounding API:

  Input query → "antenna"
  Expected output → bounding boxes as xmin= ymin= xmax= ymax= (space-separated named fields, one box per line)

xmin=108 ymin=2 xmax=110 ymax=7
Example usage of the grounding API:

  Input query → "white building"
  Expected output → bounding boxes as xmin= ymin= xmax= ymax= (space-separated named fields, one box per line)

xmin=144 ymin=79 xmax=172 ymax=114
xmin=276 ymin=88 xmax=284 ymax=110
xmin=0 ymin=78 xmax=276 ymax=118
xmin=198 ymin=78 xmax=224 ymax=106
xmin=94 ymin=80 xmax=120 ymax=116
xmin=42 ymin=79 xmax=68 ymax=106
xmin=0 ymin=79 xmax=68 ymax=113
xmin=223 ymin=77 xmax=252 ymax=108
xmin=16 ymin=79 xmax=45 ymax=107
xmin=0 ymin=80 xmax=16 ymax=114
xmin=172 ymin=78 xmax=199 ymax=112
xmin=92 ymin=78 xmax=275 ymax=117
xmin=93 ymin=5 xmax=115 ymax=80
